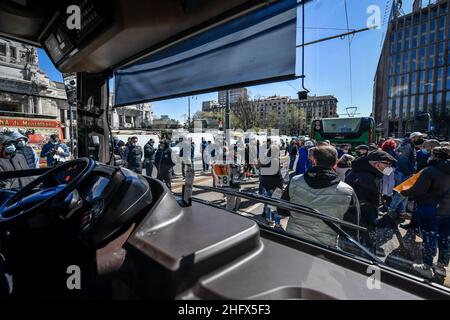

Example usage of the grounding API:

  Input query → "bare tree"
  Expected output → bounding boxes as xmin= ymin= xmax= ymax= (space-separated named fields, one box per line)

xmin=231 ymin=98 xmax=257 ymax=131
xmin=286 ymin=106 xmax=306 ymax=136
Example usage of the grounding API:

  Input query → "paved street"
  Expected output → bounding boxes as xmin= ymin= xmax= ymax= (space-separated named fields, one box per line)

xmin=145 ymin=153 xmax=450 ymax=286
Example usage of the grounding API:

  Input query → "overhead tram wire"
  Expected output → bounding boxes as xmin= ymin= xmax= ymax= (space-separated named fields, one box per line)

xmin=344 ymin=0 xmax=355 ymax=114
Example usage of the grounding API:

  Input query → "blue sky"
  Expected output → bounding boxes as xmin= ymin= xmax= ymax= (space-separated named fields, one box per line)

xmin=37 ymin=0 xmax=415 ymax=122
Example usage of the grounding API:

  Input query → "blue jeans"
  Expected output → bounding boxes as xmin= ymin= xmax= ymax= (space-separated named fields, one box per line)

xmin=262 ymin=188 xmax=281 ymax=225
xmin=417 ymin=205 xmax=450 ymax=267
xmin=389 ymin=171 xmax=411 ymax=213
xmin=289 ymin=155 xmax=296 ymax=170
xmin=258 ymin=173 xmax=263 ymax=195
xmin=145 ymin=160 xmax=154 ymax=177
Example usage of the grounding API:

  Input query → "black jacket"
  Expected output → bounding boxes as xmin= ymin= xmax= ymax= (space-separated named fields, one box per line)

xmin=345 ymin=157 xmax=383 ymax=227
xmin=0 ymin=153 xmax=33 ymax=189
xmin=259 ymin=146 xmax=282 ymax=191
xmin=124 ymin=145 xmax=143 ymax=171
xmin=402 ymin=160 xmax=450 ymax=216
xmin=144 ymin=143 xmax=156 ymax=161
xmin=155 ymin=147 xmax=176 ymax=170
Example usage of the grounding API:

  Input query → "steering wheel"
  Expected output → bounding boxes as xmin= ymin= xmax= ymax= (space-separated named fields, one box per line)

xmin=0 ymin=158 xmax=95 ymax=223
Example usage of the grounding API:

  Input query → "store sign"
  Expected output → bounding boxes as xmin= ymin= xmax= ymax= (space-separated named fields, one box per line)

xmin=0 ymin=117 xmax=60 ymax=128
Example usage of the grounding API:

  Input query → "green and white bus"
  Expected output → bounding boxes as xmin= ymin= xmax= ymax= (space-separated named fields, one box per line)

xmin=311 ymin=117 xmax=376 ymax=149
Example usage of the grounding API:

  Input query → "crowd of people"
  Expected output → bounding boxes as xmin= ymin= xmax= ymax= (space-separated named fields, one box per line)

xmin=0 ymin=130 xmax=70 ymax=188
xmin=278 ymin=132 xmax=450 ymax=280
xmin=0 ymin=128 xmax=449 ymax=280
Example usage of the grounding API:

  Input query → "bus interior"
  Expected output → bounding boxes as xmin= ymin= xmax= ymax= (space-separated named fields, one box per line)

xmin=0 ymin=0 xmax=449 ymax=300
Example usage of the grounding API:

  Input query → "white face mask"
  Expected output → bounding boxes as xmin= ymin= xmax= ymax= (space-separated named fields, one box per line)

xmin=382 ymin=166 xmax=394 ymax=176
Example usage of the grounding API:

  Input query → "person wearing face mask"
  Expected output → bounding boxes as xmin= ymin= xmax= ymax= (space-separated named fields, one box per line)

xmin=388 ymin=132 xmax=426 ymax=219
xmin=295 ymin=140 xmax=314 ymax=176
xmin=416 ymin=139 xmax=440 ymax=172
xmin=144 ymin=138 xmax=156 ymax=177
xmin=355 ymin=145 xmax=369 ymax=158
xmin=155 ymin=140 xmax=176 ymax=189
xmin=345 ymin=150 xmax=396 ymax=256
xmin=124 ymin=136 xmax=143 ymax=174
xmin=12 ymin=131 xmax=39 ymax=169
xmin=40 ymin=134 xmax=69 ymax=167
xmin=401 ymin=147 xmax=450 ymax=279
xmin=113 ymin=140 xmax=127 ymax=166
xmin=0 ymin=135 xmax=33 ymax=189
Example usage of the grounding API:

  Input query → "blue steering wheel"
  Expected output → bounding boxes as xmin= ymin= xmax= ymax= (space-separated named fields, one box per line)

xmin=0 ymin=158 xmax=95 ymax=223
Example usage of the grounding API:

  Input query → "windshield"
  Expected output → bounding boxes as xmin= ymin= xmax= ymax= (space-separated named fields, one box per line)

xmin=322 ymin=118 xmax=362 ymax=133
xmin=2 ymin=0 xmax=450 ymax=292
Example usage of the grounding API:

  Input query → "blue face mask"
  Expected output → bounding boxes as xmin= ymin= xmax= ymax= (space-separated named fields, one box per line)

xmin=422 ymin=149 xmax=430 ymax=155
xmin=5 ymin=145 xmax=16 ymax=154
xmin=17 ymin=141 xmax=26 ymax=148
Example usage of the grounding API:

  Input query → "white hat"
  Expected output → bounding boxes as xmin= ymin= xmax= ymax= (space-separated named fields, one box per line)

xmin=305 ymin=141 xmax=314 ymax=148
xmin=410 ymin=132 xmax=427 ymax=139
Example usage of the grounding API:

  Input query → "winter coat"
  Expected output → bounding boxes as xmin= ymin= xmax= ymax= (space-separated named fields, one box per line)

xmin=124 ymin=145 xmax=143 ymax=171
xmin=345 ymin=156 xmax=383 ymax=226
xmin=395 ymin=138 xmax=416 ymax=176
xmin=279 ymin=166 xmax=354 ymax=247
xmin=401 ymin=160 xmax=450 ymax=217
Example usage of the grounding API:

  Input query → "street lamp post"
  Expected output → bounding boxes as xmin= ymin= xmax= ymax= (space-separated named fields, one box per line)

xmin=225 ymin=89 xmax=231 ymax=146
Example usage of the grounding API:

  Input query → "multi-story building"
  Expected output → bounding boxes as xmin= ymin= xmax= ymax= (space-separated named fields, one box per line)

xmin=0 ymin=37 xmax=73 ymax=140
xmin=218 ymin=88 xmax=248 ymax=106
xmin=373 ymin=0 xmax=450 ymax=137
xmin=202 ymin=100 xmax=220 ymax=112
xmin=255 ymin=96 xmax=308 ymax=135
xmin=109 ymin=92 xmax=153 ymax=129
xmin=293 ymin=95 xmax=338 ymax=130
xmin=152 ymin=115 xmax=181 ymax=129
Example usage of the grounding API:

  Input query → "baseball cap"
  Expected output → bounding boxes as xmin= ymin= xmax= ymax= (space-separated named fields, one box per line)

xmin=409 ymin=132 xmax=427 ymax=139
xmin=366 ymin=150 xmax=396 ymax=164
xmin=355 ymin=144 xmax=369 ymax=151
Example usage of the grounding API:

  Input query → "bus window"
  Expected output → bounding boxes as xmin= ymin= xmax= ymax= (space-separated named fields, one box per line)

xmin=322 ymin=118 xmax=362 ymax=133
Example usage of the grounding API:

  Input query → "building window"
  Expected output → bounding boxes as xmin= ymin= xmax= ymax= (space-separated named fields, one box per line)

xmin=427 ymin=69 xmax=435 ymax=93
xmin=437 ymin=92 xmax=443 ymax=115
xmin=429 ymin=44 xmax=435 ymax=68
xmin=426 ymin=94 xmax=433 ymax=113
xmin=397 ymin=30 xmax=403 ymax=52
xmin=420 ymin=22 xmax=427 ymax=46
xmin=419 ymin=70 xmax=425 ymax=93
xmin=438 ymin=16 xmax=445 ymax=42
xmin=411 ymin=50 xmax=417 ymax=70
xmin=60 ymin=110 xmax=66 ymax=122
xmin=431 ymin=7 xmax=438 ymax=19
xmin=419 ymin=47 xmax=426 ymax=69
xmin=403 ymin=51 xmax=409 ymax=72
xmin=10 ymin=46 xmax=16 ymax=59
xmin=446 ymin=92 xmax=450 ymax=114
xmin=412 ymin=26 xmax=418 ymax=49
xmin=437 ymin=67 xmax=443 ymax=91
xmin=390 ymin=33 xmax=395 ymax=53
xmin=396 ymin=54 xmax=402 ymax=73
xmin=0 ymin=43 xmax=5 ymax=56
xmin=410 ymin=96 xmax=416 ymax=116
xmin=395 ymin=97 xmax=400 ymax=117
xmin=429 ymin=20 xmax=436 ymax=44
xmin=418 ymin=95 xmax=424 ymax=112
xmin=437 ymin=42 xmax=444 ymax=66
xmin=447 ymin=67 xmax=450 ymax=90
xmin=447 ymin=41 xmax=450 ymax=64
xmin=411 ymin=72 xmax=417 ymax=95
xmin=404 ymin=74 xmax=410 ymax=95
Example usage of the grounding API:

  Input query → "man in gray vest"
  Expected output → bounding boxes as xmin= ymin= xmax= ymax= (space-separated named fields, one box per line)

xmin=279 ymin=145 xmax=355 ymax=248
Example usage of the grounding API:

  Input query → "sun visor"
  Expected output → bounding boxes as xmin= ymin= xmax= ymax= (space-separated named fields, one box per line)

xmin=114 ymin=0 xmax=297 ymax=106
